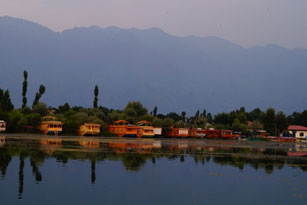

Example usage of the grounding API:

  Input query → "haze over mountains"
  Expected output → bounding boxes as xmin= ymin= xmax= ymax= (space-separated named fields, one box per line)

xmin=0 ymin=16 xmax=306 ymax=115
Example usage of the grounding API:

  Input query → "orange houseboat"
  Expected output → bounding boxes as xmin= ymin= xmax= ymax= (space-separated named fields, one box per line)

xmin=189 ymin=128 xmax=206 ymax=138
xmin=108 ymin=120 xmax=143 ymax=138
xmin=136 ymin=121 xmax=155 ymax=138
xmin=40 ymin=116 xmax=63 ymax=135
xmin=219 ymin=130 xmax=233 ymax=139
xmin=164 ymin=127 xmax=189 ymax=138
xmin=206 ymin=128 xmax=220 ymax=139
xmin=78 ymin=123 xmax=101 ymax=136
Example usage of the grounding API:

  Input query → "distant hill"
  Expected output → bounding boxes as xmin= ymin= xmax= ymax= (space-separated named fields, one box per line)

xmin=0 ymin=16 xmax=306 ymax=115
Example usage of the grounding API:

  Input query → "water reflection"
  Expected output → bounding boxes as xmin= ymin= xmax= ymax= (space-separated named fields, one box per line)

xmin=0 ymin=136 xmax=5 ymax=147
xmin=1 ymin=136 xmax=307 ymax=199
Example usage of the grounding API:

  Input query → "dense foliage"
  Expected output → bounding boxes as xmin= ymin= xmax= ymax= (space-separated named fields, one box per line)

xmin=0 ymin=71 xmax=306 ymax=135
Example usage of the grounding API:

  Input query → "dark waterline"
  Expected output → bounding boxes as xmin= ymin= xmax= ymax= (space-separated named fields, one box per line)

xmin=0 ymin=135 xmax=307 ymax=204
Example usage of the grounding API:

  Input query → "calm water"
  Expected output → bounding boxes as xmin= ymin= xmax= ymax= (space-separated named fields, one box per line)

xmin=1 ymin=135 xmax=307 ymax=204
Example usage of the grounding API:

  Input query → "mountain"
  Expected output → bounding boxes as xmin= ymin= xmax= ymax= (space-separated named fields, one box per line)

xmin=0 ymin=16 xmax=307 ymax=115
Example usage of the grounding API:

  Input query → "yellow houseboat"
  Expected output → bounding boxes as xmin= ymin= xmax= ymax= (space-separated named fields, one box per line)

xmin=136 ymin=121 xmax=155 ymax=138
xmin=0 ymin=120 xmax=6 ymax=133
xmin=78 ymin=123 xmax=101 ymax=136
xmin=40 ymin=116 xmax=63 ymax=135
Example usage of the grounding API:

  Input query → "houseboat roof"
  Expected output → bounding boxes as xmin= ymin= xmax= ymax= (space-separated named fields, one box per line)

xmin=114 ymin=120 xmax=129 ymax=125
xmin=82 ymin=123 xmax=101 ymax=127
xmin=288 ymin=125 xmax=307 ymax=131
xmin=136 ymin=120 xmax=152 ymax=126
xmin=42 ymin=116 xmax=57 ymax=120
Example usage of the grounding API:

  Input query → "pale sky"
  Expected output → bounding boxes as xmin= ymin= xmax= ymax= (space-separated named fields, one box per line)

xmin=1 ymin=0 xmax=307 ymax=48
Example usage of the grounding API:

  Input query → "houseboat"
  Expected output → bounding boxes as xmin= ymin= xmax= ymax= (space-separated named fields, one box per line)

xmin=40 ymin=116 xmax=63 ymax=135
xmin=189 ymin=128 xmax=206 ymax=138
xmin=164 ymin=127 xmax=189 ymax=138
xmin=78 ymin=123 xmax=101 ymax=136
xmin=206 ymin=128 xmax=220 ymax=139
xmin=0 ymin=120 xmax=6 ymax=133
xmin=136 ymin=121 xmax=155 ymax=138
xmin=219 ymin=130 xmax=233 ymax=139
xmin=107 ymin=120 xmax=143 ymax=138
xmin=288 ymin=125 xmax=307 ymax=140
xmin=153 ymin=127 xmax=162 ymax=136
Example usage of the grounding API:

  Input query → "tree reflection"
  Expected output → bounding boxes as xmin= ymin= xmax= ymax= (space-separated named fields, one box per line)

xmin=18 ymin=153 xmax=25 ymax=199
xmin=1 ymin=137 xmax=307 ymax=199
xmin=91 ymin=159 xmax=96 ymax=184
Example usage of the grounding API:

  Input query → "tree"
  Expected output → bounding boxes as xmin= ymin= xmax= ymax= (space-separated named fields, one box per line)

xmin=276 ymin=111 xmax=288 ymax=135
xmin=263 ymin=108 xmax=276 ymax=135
xmin=232 ymin=118 xmax=246 ymax=132
xmin=58 ymin=103 xmax=70 ymax=113
xmin=0 ymin=89 xmax=14 ymax=112
xmin=214 ymin=113 xmax=231 ymax=125
xmin=249 ymin=120 xmax=264 ymax=131
xmin=195 ymin=110 xmax=200 ymax=119
xmin=123 ymin=101 xmax=147 ymax=123
xmin=153 ymin=106 xmax=158 ymax=117
xmin=32 ymin=85 xmax=46 ymax=107
xmin=207 ymin=113 xmax=213 ymax=124
xmin=93 ymin=85 xmax=99 ymax=109
xmin=181 ymin=111 xmax=186 ymax=122
xmin=202 ymin=109 xmax=207 ymax=118
xmin=166 ymin=112 xmax=181 ymax=122
xmin=32 ymin=102 xmax=49 ymax=116
xmin=22 ymin=70 xmax=28 ymax=108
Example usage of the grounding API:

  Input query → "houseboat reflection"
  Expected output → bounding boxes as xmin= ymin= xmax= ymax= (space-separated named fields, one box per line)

xmin=39 ymin=137 xmax=62 ymax=154
xmin=0 ymin=136 xmax=5 ymax=147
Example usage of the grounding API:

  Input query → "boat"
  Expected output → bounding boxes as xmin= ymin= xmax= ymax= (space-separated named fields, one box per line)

xmin=287 ymin=151 xmax=307 ymax=157
xmin=78 ymin=123 xmax=101 ymax=136
xmin=206 ymin=128 xmax=219 ymax=139
xmin=136 ymin=121 xmax=155 ymax=138
xmin=107 ymin=120 xmax=143 ymax=138
xmin=189 ymin=128 xmax=206 ymax=138
xmin=39 ymin=116 xmax=63 ymax=135
xmin=220 ymin=130 xmax=233 ymax=139
xmin=0 ymin=120 xmax=6 ymax=133
xmin=164 ymin=127 xmax=189 ymax=138
xmin=153 ymin=127 xmax=162 ymax=136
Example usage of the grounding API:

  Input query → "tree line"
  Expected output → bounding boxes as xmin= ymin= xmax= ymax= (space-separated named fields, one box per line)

xmin=0 ymin=70 xmax=306 ymax=135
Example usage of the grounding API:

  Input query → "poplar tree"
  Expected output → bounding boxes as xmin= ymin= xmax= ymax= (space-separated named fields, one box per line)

xmin=22 ymin=70 xmax=28 ymax=108
xmin=93 ymin=85 xmax=99 ymax=109
xmin=153 ymin=106 xmax=158 ymax=117
xmin=32 ymin=85 xmax=46 ymax=107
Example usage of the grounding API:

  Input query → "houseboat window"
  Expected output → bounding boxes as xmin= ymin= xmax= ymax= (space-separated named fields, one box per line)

xmin=300 ymin=132 xmax=304 ymax=137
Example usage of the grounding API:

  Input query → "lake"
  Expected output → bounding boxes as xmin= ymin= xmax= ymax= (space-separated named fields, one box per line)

xmin=0 ymin=134 xmax=307 ymax=204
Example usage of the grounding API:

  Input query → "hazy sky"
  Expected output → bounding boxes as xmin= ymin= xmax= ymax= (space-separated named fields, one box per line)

xmin=1 ymin=0 xmax=307 ymax=48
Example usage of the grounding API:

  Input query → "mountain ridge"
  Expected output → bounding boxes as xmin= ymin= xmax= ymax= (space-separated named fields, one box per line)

xmin=0 ymin=16 xmax=306 ymax=115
